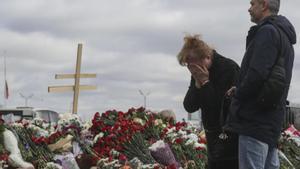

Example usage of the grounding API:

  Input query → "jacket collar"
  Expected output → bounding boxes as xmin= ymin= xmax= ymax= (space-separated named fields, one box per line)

xmin=246 ymin=15 xmax=277 ymax=46
xmin=257 ymin=15 xmax=277 ymax=26
xmin=209 ymin=50 xmax=219 ymax=72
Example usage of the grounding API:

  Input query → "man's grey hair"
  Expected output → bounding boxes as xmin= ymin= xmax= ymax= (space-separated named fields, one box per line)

xmin=259 ymin=0 xmax=280 ymax=14
xmin=268 ymin=0 xmax=280 ymax=14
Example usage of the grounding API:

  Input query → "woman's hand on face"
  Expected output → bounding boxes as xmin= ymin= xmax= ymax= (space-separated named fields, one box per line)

xmin=187 ymin=63 xmax=209 ymax=87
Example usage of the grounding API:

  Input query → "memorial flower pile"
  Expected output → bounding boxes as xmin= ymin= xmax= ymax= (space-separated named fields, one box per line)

xmin=1 ymin=107 xmax=299 ymax=169
xmin=89 ymin=107 xmax=207 ymax=168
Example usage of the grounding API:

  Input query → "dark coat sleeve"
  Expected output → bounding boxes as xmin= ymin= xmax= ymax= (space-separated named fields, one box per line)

xmin=183 ymin=77 xmax=217 ymax=113
xmin=235 ymin=25 xmax=279 ymax=101
xmin=183 ymin=58 xmax=240 ymax=113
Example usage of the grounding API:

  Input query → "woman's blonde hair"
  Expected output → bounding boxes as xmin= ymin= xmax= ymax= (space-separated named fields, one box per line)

xmin=177 ymin=34 xmax=213 ymax=66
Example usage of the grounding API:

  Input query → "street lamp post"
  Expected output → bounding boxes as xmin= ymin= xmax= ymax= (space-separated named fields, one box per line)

xmin=19 ymin=93 xmax=34 ymax=107
xmin=139 ymin=89 xmax=150 ymax=109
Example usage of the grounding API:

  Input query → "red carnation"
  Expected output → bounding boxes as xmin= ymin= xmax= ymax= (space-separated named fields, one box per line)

xmin=175 ymin=138 xmax=183 ymax=144
xmin=119 ymin=153 xmax=127 ymax=162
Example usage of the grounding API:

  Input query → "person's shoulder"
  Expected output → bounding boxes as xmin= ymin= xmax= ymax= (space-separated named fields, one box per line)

xmin=255 ymin=24 xmax=279 ymax=43
xmin=215 ymin=52 xmax=236 ymax=63
xmin=214 ymin=52 xmax=239 ymax=70
xmin=258 ymin=24 xmax=278 ymax=36
xmin=225 ymin=58 xmax=240 ymax=71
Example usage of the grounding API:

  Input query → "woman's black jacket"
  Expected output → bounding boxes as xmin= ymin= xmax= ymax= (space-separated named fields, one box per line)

xmin=184 ymin=51 xmax=240 ymax=130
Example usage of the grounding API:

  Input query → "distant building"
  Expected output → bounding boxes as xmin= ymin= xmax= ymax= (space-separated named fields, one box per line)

xmin=0 ymin=107 xmax=59 ymax=124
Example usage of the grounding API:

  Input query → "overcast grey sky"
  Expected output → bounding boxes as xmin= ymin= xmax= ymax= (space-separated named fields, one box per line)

xmin=0 ymin=0 xmax=299 ymax=121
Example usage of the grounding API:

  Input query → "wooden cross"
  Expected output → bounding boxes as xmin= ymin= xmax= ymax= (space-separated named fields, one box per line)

xmin=48 ymin=44 xmax=97 ymax=114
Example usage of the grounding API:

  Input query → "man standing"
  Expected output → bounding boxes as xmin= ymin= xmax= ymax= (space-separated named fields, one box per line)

xmin=225 ymin=0 xmax=296 ymax=168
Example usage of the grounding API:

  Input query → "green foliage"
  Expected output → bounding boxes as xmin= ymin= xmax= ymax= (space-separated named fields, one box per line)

xmin=122 ymin=133 xmax=156 ymax=164
xmin=0 ymin=123 xmax=5 ymax=154
xmin=279 ymin=137 xmax=300 ymax=169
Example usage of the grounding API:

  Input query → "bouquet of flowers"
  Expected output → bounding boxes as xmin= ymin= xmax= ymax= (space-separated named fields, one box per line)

xmin=122 ymin=133 xmax=156 ymax=164
xmin=149 ymin=140 xmax=180 ymax=168
xmin=90 ymin=109 xmax=145 ymax=160
xmin=279 ymin=125 xmax=300 ymax=169
xmin=8 ymin=121 xmax=54 ymax=169
xmin=160 ymin=120 xmax=207 ymax=168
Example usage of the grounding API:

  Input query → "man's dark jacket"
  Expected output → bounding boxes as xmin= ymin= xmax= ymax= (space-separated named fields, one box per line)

xmin=224 ymin=15 xmax=297 ymax=147
xmin=184 ymin=51 xmax=240 ymax=161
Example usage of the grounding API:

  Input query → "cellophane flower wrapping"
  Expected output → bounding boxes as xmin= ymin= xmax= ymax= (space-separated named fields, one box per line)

xmin=54 ymin=152 xmax=80 ymax=169
xmin=149 ymin=140 xmax=180 ymax=168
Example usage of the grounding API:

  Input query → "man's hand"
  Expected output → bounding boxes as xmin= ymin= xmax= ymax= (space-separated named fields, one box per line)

xmin=188 ymin=63 xmax=209 ymax=88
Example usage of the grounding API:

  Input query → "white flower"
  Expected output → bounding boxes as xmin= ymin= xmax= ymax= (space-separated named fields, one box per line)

xmin=83 ymin=121 xmax=92 ymax=130
xmin=186 ymin=122 xmax=198 ymax=130
xmin=11 ymin=123 xmax=23 ymax=127
xmin=38 ymin=129 xmax=49 ymax=137
xmin=93 ymin=132 xmax=104 ymax=143
xmin=141 ymin=164 xmax=161 ymax=169
xmin=194 ymin=142 xmax=206 ymax=149
xmin=187 ymin=133 xmax=198 ymax=142
xmin=149 ymin=140 xmax=165 ymax=151
xmin=110 ymin=149 xmax=120 ymax=157
xmin=178 ymin=129 xmax=187 ymax=136
xmin=185 ymin=139 xmax=195 ymax=146
xmin=288 ymin=136 xmax=300 ymax=147
xmin=166 ymin=127 xmax=176 ymax=135
xmin=45 ymin=162 xmax=63 ymax=169
xmin=133 ymin=118 xmax=144 ymax=125
xmin=33 ymin=117 xmax=44 ymax=124
xmin=98 ymin=158 xmax=121 ymax=168
xmin=168 ymin=132 xmax=178 ymax=139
